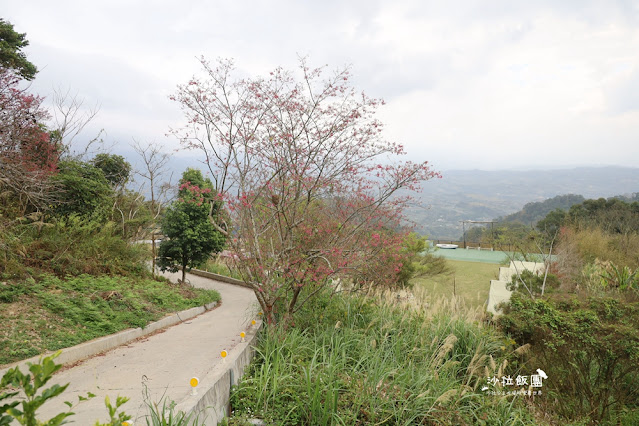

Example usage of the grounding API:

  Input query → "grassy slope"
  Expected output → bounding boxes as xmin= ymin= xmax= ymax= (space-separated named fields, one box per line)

xmin=225 ymin=291 xmax=536 ymax=425
xmin=412 ymin=260 xmax=499 ymax=310
xmin=0 ymin=274 xmax=220 ymax=365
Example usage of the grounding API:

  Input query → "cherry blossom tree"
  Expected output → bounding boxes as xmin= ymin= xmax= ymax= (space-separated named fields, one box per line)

xmin=0 ymin=68 xmax=58 ymax=214
xmin=170 ymin=58 xmax=439 ymax=324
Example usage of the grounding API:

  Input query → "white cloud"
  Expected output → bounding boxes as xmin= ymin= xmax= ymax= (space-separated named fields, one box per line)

xmin=2 ymin=0 xmax=638 ymax=169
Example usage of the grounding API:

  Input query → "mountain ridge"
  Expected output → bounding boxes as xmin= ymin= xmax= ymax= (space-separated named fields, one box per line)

xmin=410 ymin=166 xmax=639 ymax=239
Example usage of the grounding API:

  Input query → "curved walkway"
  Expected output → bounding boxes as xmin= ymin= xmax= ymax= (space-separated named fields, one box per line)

xmin=35 ymin=272 xmax=257 ymax=424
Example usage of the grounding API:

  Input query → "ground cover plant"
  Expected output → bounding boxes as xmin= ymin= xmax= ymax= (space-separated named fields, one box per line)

xmin=0 ymin=216 xmax=150 ymax=279
xmin=412 ymin=259 xmax=498 ymax=310
xmin=0 ymin=274 xmax=220 ymax=365
xmin=225 ymin=289 xmax=537 ymax=425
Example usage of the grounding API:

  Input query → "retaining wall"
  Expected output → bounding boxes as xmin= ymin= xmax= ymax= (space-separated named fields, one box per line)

xmin=487 ymin=261 xmax=546 ymax=315
xmin=174 ymin=323 xmax=262 ymax=425
xmin=188 ymin=268 xmax=251 ymax=288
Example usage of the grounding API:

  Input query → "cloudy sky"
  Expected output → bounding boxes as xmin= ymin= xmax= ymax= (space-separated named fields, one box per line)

xmin=3 ymin=0 xmax=639 ymax=171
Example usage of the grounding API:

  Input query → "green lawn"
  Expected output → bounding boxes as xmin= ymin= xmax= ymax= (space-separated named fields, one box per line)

xmin=411 ymin=260 xmax=499 ymax=310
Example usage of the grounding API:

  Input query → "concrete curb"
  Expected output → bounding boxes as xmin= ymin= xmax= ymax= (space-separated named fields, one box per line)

xmin=174 ymin=321 xmax=263 ymax=425
xmin=0 ymin=301 xmax=218 ymax=378
xmin=189 ymin=268 xmax=251 ymax=289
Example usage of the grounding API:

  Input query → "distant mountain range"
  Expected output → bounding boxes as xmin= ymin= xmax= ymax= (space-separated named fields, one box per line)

xmin=153 ymin=156 xmax=638 ymax=241
xmin=409 ymin=166 xmax=639 ymax=240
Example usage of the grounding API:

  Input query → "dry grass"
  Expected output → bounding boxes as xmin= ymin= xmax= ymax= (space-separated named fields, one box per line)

xmin=411 ymin=259 xmax=499 ymax=310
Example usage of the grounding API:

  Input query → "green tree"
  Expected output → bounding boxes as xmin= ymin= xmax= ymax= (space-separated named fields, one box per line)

xmin=568 ymin=197 xmax=639 ymax=235
xmin=157 ymin=180 xmax=225 ymax=283
xmin=178 ymin=167 xmax=227 ymax=231
xmin=179 ymin=168 xmax=214 ymax=194
xmin=395 ymin=233 xmax=449 ymax=287
xmin=0 ymin=19 xmax=37 ymax=80
xmin=535 ymin=208 xmax=566 ymax=240
xmin=51 ymin=159 xmax=112 ymax=222
xmin=500 ymin=194 xmax=585 ymax=226
xmin=91 ymin=153 xmax=131 ymax=187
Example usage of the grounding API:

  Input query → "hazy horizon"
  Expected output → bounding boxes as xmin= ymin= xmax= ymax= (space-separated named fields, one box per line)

xmin=4 ymin=1 xmax=639 ymax=171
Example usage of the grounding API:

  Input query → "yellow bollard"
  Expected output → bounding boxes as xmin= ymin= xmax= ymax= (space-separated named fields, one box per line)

xmin=190 ymin=377 xmax=199 ymax=395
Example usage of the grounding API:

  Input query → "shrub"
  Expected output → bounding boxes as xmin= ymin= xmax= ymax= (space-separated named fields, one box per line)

xmin=1 ymin=351 xmax=74 ymax=425
xmin=558 ymin=227 xmax=639 ymax=272
xmin=50 ymin=159 xmax=113 ymax=222
xmin=498 ymin=293 xmax=639 ymax=423
xmin=507 ymin=269 xmax=560 ymax=299
xmin=1 ymin=352 xmax=194 ymax=425
xmin=0 ymin=216 xmax=150 ymax=279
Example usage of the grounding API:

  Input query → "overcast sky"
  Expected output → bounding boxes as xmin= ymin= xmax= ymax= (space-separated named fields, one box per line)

xmin=3 ymin=0 xmax=639 ymax=171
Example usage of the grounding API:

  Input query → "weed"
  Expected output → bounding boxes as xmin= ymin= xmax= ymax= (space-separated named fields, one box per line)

xmin=228 ymin=289 xmax=535 ymax=425
xmin=141 ymin=385 xmax=199 ymax=426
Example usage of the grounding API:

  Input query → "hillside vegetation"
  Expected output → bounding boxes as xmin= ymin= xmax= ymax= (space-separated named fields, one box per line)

xmin=224 ymin=193 xmax=639 ymax=425
xmin=0 ymin=32 xmax=225 ymax=369
xmin=498 ymin=194 xmax=585 ymax=226
xmin=463 ymin=194 xmax=639 ymax=248
xmin=412 ymin=167 xmax=639 ymax=239
xmin=225 ymin=290 xmax=536 ymax=425
xmin=0 ymin=274 xmax=220 ymax=365
xmin=3 ymin=20 xmax=639 ymax=425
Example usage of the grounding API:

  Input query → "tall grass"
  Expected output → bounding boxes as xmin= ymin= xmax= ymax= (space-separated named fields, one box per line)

xmin=201 ymin=258 xmax=242 ymax=280
xmin=228 ymin=290 xmax=536 ymax=425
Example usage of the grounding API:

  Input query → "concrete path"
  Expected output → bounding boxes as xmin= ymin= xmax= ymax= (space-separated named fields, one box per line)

xmin=34 ymin=272 xmax=257 ymax=424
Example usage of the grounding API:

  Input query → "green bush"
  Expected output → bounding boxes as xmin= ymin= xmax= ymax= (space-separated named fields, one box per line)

xmin=1 ymin=352 xmax=198 ymax=425
xmin=498 ymin=293 xmax=639 ymax=423
xmin=507 ymin=269 xmax=560 ymax=299
xmin=1 ymin=351 xmax=74 ymax=425
xmin=51 ymin=159 xmax=113 ymax=222
xmin=91 ymin=154 xmax=132 ymax=187
xmin=0 ymin=216 xmax=149 ymax=279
